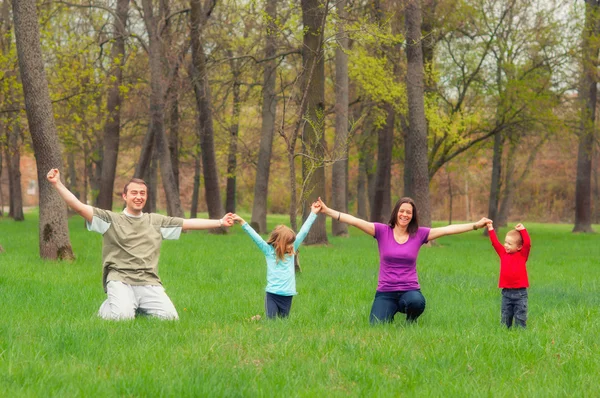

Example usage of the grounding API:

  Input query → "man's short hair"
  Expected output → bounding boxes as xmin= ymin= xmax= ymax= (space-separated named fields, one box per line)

xmin=123 ymin=178 xmax=148 ymax=195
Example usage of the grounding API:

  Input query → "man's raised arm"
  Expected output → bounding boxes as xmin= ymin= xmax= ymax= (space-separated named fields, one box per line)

xmin=47 ymin=168 xmax=93 ymax=223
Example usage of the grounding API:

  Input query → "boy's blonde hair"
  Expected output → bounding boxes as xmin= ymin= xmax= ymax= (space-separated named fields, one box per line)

xmin=506 ymin=229 xmax=523 ymax=246
xmin=267 ymin=225 xmax=296 ymax=261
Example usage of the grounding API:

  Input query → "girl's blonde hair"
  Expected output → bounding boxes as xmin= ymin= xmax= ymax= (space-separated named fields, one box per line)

xmin=267 ymin=225 xmax=296 ymax=260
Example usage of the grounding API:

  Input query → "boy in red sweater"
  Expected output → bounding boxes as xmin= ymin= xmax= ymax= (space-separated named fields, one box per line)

xmin=486 ymin=221 xmax=531 ymax=328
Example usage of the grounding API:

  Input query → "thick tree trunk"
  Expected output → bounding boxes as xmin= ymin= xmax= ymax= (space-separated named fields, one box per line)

xmin=574 ymin=0 xmax=599 ymax=233
xmin=190 ymin=0 xmax=225 ymax=228
xmin=251 ymin=0 xmax=278 ymax=233
xmin=332 ymin=0 xmax=349 ymax=236
xmin=12 ymin=0 xmax=74 ymax=259
xmin=486 ymin=130 xmax=503 ymax=231
xmin=97 ymin=0 xmax=129 ymax=211
xmin=301 ymin=0 xmax=328 ymax=245
xmin=142 ymin=0 xmax=184 ymax=218
xmin=371 ymin=104 xmax=393 ymax=223
xmin=403 ymin=0 xmax=431 ymax=227
xmin=225 ymin=62 xmax=241 ymax=214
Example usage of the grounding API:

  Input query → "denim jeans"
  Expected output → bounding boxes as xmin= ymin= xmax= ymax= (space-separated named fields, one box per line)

xmin=265 ymin=292 xmax=293 ymax=319
xmin=501 ymin=288 xmax=528 ymax=328
xmin=369 ymin=290 xmax=426 ymax=324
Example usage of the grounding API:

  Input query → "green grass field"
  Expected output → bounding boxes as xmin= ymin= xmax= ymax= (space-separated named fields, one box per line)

xmin=1 ymin=213 xmax=599 ymax=396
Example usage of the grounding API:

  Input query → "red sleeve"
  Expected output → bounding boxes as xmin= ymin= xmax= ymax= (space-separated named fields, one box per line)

xmin=519 ymin=229 xmax=531 ymax=259
xmin=488 ymin=229 xmax=504 ymax=257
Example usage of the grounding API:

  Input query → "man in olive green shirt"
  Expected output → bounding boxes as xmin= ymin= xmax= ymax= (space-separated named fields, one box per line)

xmin=47 ymin=168 xmax=233 ymax=320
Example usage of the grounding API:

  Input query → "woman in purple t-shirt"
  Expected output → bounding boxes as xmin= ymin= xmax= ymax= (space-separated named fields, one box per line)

xmin=317 ymin=197 xmax=490 ymax=324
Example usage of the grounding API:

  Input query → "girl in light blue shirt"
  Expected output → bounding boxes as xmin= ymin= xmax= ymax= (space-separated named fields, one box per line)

xmin=232 ymin=202 xmax=320 ymax=318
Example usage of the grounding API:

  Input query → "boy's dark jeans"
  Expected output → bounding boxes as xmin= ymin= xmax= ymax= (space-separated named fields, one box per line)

xmin=501 ymin=288 xmax=528 ymax=328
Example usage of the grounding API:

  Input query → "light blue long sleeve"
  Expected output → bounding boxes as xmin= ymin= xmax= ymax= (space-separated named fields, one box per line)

xmin=241 ymin=212 xmax=318 ymax=296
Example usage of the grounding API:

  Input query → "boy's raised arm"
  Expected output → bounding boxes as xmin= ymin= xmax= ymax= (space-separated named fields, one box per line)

xmin=487 ymin=221 xmax=504 ymax=256
xmin=47 ymin=168 xmax=93 ymax=222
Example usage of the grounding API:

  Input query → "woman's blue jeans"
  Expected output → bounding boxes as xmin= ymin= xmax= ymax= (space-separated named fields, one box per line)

xmin=369 ymin=290 xmax=426 ymax=324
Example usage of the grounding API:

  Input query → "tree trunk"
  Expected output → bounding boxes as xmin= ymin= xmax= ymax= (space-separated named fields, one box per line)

xmin=403 ymin=0 xmax=431 ymax=227
xmin=190 ymin=145 xmax=201 ymax=218
xmin=332 ymin=0 xmax=349 ymax=236
xmin=357 ymin=153 xmax=369 ymax=220
xmin=574 ymin=1 xmax=599 ymax=233
xmin=97 ymin=0 xmax=129 ymax=211
xmin=225 ymin=59 xmax=241 ymax=214
xmin=301 ymin=0 xmax=329 ymax=245
xmin=142 ymin=0 xmax=184 ymax=218
xmin=371 ymin=104 xmax=393 ymax=223
xmin=7 ymin=119 xmax=24 ymax=221
xmin=167 ymin=85 xmax=180 ymax=193
xmin=12 ymin=0 xmax=74 ymax=259
xmin=483 ymin=130 xmax=503 ymax=235
xmin=250 ymin=0 xmax=278 ymax=233
xmin=144 ymin=155 xmax=158 ymax=214
xmin=496 ymin=138 xmax=517 ymax=227
xmin=190 ymin=0 xmax=225 ymax=229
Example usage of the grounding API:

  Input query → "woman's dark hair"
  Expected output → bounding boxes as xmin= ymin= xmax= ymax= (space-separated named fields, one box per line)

xmin=388 ymin=197 xmax=419 ymax=235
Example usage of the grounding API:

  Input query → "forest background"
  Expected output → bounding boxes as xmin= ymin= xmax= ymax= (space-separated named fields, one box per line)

xmin=0 ymin=0 xmax=598 ymax=258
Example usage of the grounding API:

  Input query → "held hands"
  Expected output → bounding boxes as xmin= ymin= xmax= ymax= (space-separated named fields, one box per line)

xmin=316 ymin=197 xmax=329 ymax=214
xmin=46 ymin=168 xmax=61 ymax=186
xmin=231 ymin=214 xmax=246 ymax=225
xmin=515 ymin=223 xmax=525 ymax=231
xmin=310 ymin=201 xmax=322 ymax=214
xmin=474 ymin=217 xmax=492 ymax=230
xmin=220 ymin=213 xmax=235 ymax=227
xmin=486 ymin=220 xmax=494 ymax=231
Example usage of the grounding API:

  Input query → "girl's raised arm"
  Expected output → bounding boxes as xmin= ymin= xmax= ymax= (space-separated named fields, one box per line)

xmin=317 ymin=197 xmax=375 ymax=236
xmin=233 ymin=214 xmax=272 ymax=255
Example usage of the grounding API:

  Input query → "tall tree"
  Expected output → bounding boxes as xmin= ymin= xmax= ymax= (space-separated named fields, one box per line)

xmin=574 ymin=0 xmax=599 ymax=233
xmin=332 ymin=0 xmax=349 ymax=236
xmin=251 ymin=0 xmax=278 ymax=233
xmin=141 ymin=0 xmax=184 ymax=217
xmin=403 ymin=0 xmax=431 ymax=226
xmin=301 ymin=0 xmax=329 ymax=245
xmin=11 ymin=0 xmax=74 ymax=259
xmin=369 ymin=1 xmax=395 ymax=224
xmin=97 ymin=0 xmax=129 ymax=211
xmin=0 ymin=0 xmax=23 ymax=221
xmin=225 ymin=53 xmax=241 ymax=214
xmin=190 ymin=0 xmax=225 ymax=226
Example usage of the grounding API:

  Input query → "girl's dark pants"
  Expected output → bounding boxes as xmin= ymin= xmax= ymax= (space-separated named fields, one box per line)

xmin=265 ymin=292 xmax=293 ymax=319
xmin=369 ymin=290 xmax=426 ymax=324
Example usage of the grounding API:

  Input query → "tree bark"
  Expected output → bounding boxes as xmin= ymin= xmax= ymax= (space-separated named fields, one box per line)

xmin=142 ymin=0 xmax=184 ymax=217
xmin=332 ymin=0 xmax=349 ymax=236
xmin=486 ymin=130 xmax=503 ymax=231
xmin=190 ymin=0 xmax=225 ymax=229
xmin=301 ymin=0 xmax=329 ymax=245
xmin=403 ymin=0 xmax=431 ymax=227
xmin=6 ymin=119 xmax=24 ymax=221
xmin=250 ymin=0 xmax=278 ymax=233
xmin=12 ymin=0 xmax=74 ymax=259
xmin=225 ymin=57 xmax=241 ymax=214
xmin=97 ymin=0 xmax=129 ymax=211
xmin=573 ymin=0 xmax=599 ymax=233
xmin=371 ymin=104 xmax=393 ymax=223
xmin=190 ymin=145 xmax=201 ymax=218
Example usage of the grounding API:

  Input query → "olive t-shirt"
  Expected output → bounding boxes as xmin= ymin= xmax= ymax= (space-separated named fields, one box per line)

xmin=86 ymin=208 xmax=184 ymax=291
